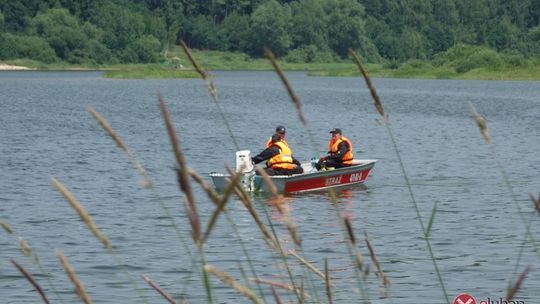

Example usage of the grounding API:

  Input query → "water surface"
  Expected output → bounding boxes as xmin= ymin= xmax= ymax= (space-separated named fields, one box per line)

xmin=1 ymin=71 xmax=539 ymax=303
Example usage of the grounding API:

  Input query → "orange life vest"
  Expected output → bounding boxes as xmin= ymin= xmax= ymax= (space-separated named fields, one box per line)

xmin=328 ymin=136 xmax=353 ymax=165
xmin=266 ymin=137 xmax=288 ymax=148
xmin=266 ymin=141 xmax=296 ymax=170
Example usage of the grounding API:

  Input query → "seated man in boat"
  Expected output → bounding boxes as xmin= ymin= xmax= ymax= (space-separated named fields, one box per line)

xmin=252 ymin=134 xmax=303 ymax=176
xmin=265 ymin=125 xmax=288 ymax=148
xmin=316 ymin=128 xmax=353 ymax=170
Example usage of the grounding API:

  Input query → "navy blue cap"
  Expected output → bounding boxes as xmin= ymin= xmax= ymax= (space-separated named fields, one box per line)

xmin=329 ymin=128 xmax=342 ymax=134
xmin=276 ymin=126 xmax=286 ymax=134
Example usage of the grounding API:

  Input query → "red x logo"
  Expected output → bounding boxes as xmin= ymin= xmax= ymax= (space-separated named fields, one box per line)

xmin=454 ymin=294 xmax=476 ymax=304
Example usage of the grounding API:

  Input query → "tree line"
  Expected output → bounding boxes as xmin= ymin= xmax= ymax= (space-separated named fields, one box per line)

xmin=1 ymin=0 xmax=539 ymax=65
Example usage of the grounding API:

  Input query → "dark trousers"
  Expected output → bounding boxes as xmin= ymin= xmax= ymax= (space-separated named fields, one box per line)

xmin=259 ymin=166 xmax=304 ymax=176
xmin=315 ymin=158 xmax=350 ymax=170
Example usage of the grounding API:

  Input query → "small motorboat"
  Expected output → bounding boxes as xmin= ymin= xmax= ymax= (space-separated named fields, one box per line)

xmin=210 ymin=151 xmax=376 ymax=194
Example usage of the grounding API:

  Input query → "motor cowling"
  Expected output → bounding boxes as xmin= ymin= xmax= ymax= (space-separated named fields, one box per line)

xmin=235 ymin=150 xmax=255 ymax=192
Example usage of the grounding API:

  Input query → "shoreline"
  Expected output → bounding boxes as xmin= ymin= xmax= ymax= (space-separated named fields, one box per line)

xmin=0 ymin=64 xmax=34 ymax=70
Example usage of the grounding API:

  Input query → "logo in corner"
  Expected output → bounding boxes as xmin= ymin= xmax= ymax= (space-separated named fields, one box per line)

xmin=454 ymin=294 xmax=477 ymax=304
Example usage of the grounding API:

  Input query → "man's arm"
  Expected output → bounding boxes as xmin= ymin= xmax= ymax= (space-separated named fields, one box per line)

xmin=252 ymin=145 xmax=280 ymax=164
xmin=328 ymin=142 xmax=349 ymax=161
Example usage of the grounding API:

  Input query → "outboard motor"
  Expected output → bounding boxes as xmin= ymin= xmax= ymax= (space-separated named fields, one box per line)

xmin=235 ymin=150 xmax=255 ymax=192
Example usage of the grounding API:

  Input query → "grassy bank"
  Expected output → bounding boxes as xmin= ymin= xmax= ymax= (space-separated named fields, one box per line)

xmin=308 ymin=63 xmax=540 ymax=81
xmin=4 ymin=45 xmax=540 ymax=81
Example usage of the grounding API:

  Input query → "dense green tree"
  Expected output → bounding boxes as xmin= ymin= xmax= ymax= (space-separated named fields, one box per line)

xmin=324 ymin=0 xmax=371 ymax=58
xmin=0 ymin=11 xmax=4 ymax=32
xmin=247 ymin=0 xmax=292 ymax=57
xmin=182 ymin=15 xmax=228 ymax=50
xmin=288 ymin=0 xmax=327 ymax=49
xmin=29 ymin=8 xmax=93 ymax=62
xmin=2 ymin=0 xmax=540 ymax=64
xmin=123 ymin=34 xmax=161 ymax=62
xmin=0 ymin=33 xmax=57 ymax=62
xmin=144 ymin=0 xmax=183 ymax=45
xmin=220 ymin=11 xmax=250 ymax=51
xmin=486 ymin=16 xmax=520 ymax=51
xmin=90 ymin=3 xmax=146 ymax=55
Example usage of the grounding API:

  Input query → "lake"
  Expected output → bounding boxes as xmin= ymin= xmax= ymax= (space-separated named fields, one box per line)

xmin=1 ymin=71 xmax=539 ymax=303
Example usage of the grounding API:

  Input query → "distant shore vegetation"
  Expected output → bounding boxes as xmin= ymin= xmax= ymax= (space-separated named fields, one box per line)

xmin=1 ymin=0 xmax=540 ymax=80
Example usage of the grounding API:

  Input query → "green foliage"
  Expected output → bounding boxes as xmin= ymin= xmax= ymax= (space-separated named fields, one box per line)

xmin=0 ymin=33 xmax=57 ymax=62
xmin=103 ymin=67 xmax=199 ymax=79
xmin=284 ymin=45 xmax=338 ymax=63
xmin=2 ymin=0 xmax=540 ymax=66
xmin=28 ymin=8 xmax=104 ymax=63
xmin=432 ymin=44 xmax=508 ymax=73
xmin=219 ymin=12 xmax=250 ymax=51
xmin=0 ymin=10 xmax=4 ymax=32
xmin=247 ymin=0 xmax=292 ymax=57
xmin=124 ymin=35 xmax=162 ymax=63
xmin=324 ymin=0 xmax=368 ymax=58
xmin=288 ymin=0 xmax=328 ymax=50
xmin=183 ymin=15 xmax=228 ymax=50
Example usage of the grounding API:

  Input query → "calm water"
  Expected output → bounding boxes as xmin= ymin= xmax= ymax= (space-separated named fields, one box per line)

xmin=1 ymin=71 xmax=539 ymax=303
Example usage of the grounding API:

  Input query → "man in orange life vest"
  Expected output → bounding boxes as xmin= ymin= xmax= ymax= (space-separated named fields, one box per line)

xmin=266 ymin=125 xmax=288 ymax=148
xmin=316 ymin=128 xmax=354 ymax=170
xmin=252 ymin=134 xmax=303 ymax=176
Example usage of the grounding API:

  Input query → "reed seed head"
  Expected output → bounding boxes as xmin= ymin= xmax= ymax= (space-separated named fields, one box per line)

xmin=57 ymin=251 xmax=92 ymax=304
xmin=51 ymin=177 xmax=112 ymax=251
xmin=469 ymin=103 xmax=490 ymax=143
xmin=18 ymin=237 xmax=32 ymax=257
xmin=349 ymin=49 xmax=387 ymax=120
xmin=87 ymin=107 xmax=152 ymax=189
xmin=364 ymin=231 xmax=390 ymax=288
xmin=0 ymin=219 xmax=13 ymax=234
xmin=204 ymin=265 xmax=263 ymax=304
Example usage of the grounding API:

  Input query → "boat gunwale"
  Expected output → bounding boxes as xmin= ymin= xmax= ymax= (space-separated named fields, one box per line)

xmin=209 ymin=159 xmax=376 ymax=180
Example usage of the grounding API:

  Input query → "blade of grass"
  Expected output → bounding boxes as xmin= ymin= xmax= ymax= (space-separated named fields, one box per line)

xmin=57 ymin=251 xmax=92 ymax=304
xmin=425 ymin=202 xmax=438 ymax=238
xmin=11 ymin=259 xmax=50 ymax=304
xmin=88 ymin=104 xmax=198 ymax=298
xmin=142 ymin=275 xmax=177 ymax=304
xmin=158 ymin=93 xmax=201 ymax=245
xmin=202 ymin=168 xmax=243 ymax=244
xmin=350 ymin=49 xmax=449 ymax=304
xmin=51 ymin=177 xmax=111 ymax=251
xmin=506 ymin=265 xmax=531 ymax=301
xmin=204 ymin=265 xmax=264 ymax=304
xmin=87 ymin=107 xmax=151 ymax=188
xmin=263 ymin=48 xmax=318 ymax=156
xmin=325 ymin=258 xmax=333 ymax=304
xmin=288 ymin=250 xmax=326 ymax=281
xmin=180 ymin=40 xmax=239 ymax=150
xmin=470 ymin=103 xmax=540 ymax=260
xmin=364 ymin=231 xmax=390 ymax=289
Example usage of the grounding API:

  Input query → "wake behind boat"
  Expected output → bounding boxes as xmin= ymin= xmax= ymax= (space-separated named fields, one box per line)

xmin=210 ymin=150 xmax=376 ymax=194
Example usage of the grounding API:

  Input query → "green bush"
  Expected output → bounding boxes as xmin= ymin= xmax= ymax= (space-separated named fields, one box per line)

xmin=467 ymin=48 xmax=504 ymax=69
xmin=284 ymin=48 xmax=309 ymax=63
xmin=284 ymin=45 xmax=338 ymax=63
xmin=125 ymin=35 xmax=161 ymax=63
xmin=382 ymin=60 xmax=400 ymax=69
xmin=399 ymin=59 xmax=432 ymax=70
xmin=432 ymin=44 xmax=506 ymax=73
xmin=0 ymin=33 xmax=57 ymax=62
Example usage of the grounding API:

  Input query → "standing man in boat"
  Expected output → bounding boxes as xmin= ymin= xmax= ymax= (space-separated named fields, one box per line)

xmin=253 ymin=134 xmax=303 ymax=176
xmin=316 ymin=128 xmax=354 ymax=170
xmin=266 ymin=125 xmax=288 ymax=148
